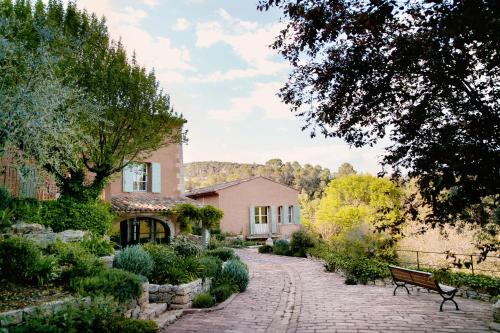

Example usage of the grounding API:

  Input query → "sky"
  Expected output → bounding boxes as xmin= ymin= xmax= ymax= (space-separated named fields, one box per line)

xmin=65 ymin=0 xmax=387 ymax=174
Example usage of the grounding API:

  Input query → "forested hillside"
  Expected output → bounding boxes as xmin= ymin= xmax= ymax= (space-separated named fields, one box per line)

xmin=184 ymin=159 xmax=355 ymax=199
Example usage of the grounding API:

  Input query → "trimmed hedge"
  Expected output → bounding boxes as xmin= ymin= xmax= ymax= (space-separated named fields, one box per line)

xmin=11 ymin=198 xmax=114 ymax=235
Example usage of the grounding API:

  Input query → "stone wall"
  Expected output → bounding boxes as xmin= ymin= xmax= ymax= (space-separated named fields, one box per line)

xmin=0 ymin=297 xmax=86 ymax=330
xmin=124 ymin=282 xmax=150 ymax=318
xmin=149 ymin=278 xmax=212 ymax=309
xmin=1 ymin=223 xmax=84 ymax=247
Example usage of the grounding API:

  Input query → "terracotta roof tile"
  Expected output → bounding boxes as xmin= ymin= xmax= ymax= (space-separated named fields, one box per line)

xmin=111 ymin=194 xmax=201 ymax=213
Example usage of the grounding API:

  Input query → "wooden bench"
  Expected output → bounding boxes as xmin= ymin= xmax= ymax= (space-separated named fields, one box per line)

xmin=388 ymin=265 xmax=459 ymax=311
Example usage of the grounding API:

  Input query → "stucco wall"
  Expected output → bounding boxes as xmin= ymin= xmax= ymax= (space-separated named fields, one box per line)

xmin=216 ymin=177 xmax=299 ymax=237
xmin=103 ymin=144 xmax=183 ymax=201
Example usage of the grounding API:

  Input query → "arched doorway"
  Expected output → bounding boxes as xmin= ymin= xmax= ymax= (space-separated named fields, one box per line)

xmin=111 ymin=217 xmax=171 ymax=248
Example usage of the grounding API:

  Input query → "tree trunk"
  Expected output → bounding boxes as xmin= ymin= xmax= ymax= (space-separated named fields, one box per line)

xmin=56 ymin=169 xmax=108 ymax=202
xmin=201 ymin=226 xmax=210 ymax=249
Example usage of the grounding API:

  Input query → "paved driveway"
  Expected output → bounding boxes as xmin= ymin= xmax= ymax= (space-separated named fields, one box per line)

xmin=163 ymin=249 xmax=492 ymax=333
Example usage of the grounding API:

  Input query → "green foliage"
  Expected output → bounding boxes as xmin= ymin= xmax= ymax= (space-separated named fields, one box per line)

xmin=113 ymin=245 xmax=153 ymax=278
xmin=258 ymin=244 xmax=273 ymax=253
xmin=259 ymin=0 xmax=500 ymax=255
xmin=0 ymin=186 xmax=12 ymax=210
xmin=142 ymin=243 xmax=177 ymax=284
xmin=428 ymin=270 xmax=500 ymax=297
xmin=289 ymin=230 xmax=315 ymax=257
xmin=221 ymin=259 xmax=249 ymax=292
xmin=184 ymin=160 xmax=332 ymax=199
xmin=73 ymin=268 xmax=143 ymax=303
xmin=272 ymin=239 xmax=290 ymax=256
xmin=206 ymin=247 xmax=235 ymax=261
xmin=0 ymin=0 xmax=185 ymax=202
xmin=142 ymin=243 xmax=199 ymax=285
xmin=9 ymin=297 xmax=156 ymax=333
xmin=197 ymin=256 xmax=223 ymax=279
xmin=315 ymin=175 xmax=403 ymax=240
xmin=80 ymin=234 xmax=114 ymax=257
xmin=0 ymin=237 xmax=59 ymax=285
xmin=323 ymin=249 xmax=390 ymax=284
xmin=47 ymin=241 xmax=104 ymax=284
xmin=11 ymin=198 xmax=114 ymax=235
xmin=172 ymin=236 xmax=202 ymax=257
xmin=210 ymin=283 xmax=238 ymax=303
xmin=192 ymin=292 xmax=215 ymax=308
xmin=107 ymin=318 xmax=159 ymax=333
xmin=199 ymin=205 xmax=224 ymax=229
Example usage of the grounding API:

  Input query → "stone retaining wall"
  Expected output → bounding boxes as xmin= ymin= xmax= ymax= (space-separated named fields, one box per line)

xmin=124 ymin=282 xmax=150 ymax=318
xmin=149 ymin=278 xmax=212 ymax=309
xmin=1 ymin=223 xmax=85 ymax=247
xmin=0 ymin=297 xmax=86 ymax=330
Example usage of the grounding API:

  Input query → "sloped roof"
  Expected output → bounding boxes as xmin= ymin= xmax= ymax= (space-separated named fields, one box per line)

xmin=111 ymin=194 xmax=201 ymax=213
xmin=186 ymin=176 xmax=298 ymax=198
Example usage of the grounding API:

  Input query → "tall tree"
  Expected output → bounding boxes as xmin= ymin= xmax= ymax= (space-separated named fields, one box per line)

xmin=0 ymin=0 xmax=185 ymax=201
xmin=258 ymin=0 xmax=500 ymax=253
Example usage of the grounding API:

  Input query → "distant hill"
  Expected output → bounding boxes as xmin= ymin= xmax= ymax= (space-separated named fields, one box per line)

xmin=184 ymin=159 xmax=335 ymax=199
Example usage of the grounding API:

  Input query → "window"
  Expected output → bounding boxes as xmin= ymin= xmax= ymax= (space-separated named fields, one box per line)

xmin=131 ymin=163 xmax=148 ymax=192
xmin=288 ymin=205 xmax=294 ymax=224
xmin=254 ymin=206 xmax=269 ymax=224
xmin=278 ymin=206 xmax=283 ymax=223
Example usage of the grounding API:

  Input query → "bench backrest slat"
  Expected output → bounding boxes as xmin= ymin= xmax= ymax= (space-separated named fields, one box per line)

xmin=389 ymin=265 xmax=438 ymax=291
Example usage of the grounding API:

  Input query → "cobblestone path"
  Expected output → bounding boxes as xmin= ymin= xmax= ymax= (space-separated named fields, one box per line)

xmin=163 ymin=248 xmax=492 ymax=333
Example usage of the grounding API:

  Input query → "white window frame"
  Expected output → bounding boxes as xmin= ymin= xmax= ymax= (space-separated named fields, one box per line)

xmin=288 ymin=205 xmax=294 ymax=224
xmin=254 ymin=206 xmax=269 ymax=225
xmin=132 ymin=163 xmax=148 ymax=192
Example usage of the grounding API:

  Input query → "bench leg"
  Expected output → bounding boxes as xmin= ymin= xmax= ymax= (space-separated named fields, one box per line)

xmin=393 ymin=282 xmax=410 ymax=296
xmin=439 ymin=291 xmax=459 ymax=311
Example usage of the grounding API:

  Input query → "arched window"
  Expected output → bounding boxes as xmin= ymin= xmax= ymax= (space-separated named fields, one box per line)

xmin=111 ymin=217 xmax=171 ymax=248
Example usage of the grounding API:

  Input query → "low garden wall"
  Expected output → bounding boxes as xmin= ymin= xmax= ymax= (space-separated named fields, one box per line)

xmin=0 ymin=297 xmax=86 ymax=330
xmin=149 ymin=278 xmax=212 ymax=309
xmin=1 ymin=223 xmax=84 ymax=247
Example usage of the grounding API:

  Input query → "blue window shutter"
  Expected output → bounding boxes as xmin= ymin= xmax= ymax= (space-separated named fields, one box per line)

xmin=122 ymin=163 xmax=134 ymax=192
xmin=152 ymin=163 xmax=161 ymax=193
xmin=293 ymin=205 xmax=301 ymax=224
xmin=249 ymin=206 xmax=255 ymax=235
xmin=282 ymin=204 xmax=289 ymax=225
xmin=270 ymin=206 xmax=277 ymax=233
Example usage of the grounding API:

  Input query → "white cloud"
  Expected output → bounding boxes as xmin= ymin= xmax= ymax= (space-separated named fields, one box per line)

xmin=70 ymin=0 xmax=194 ymax=81
xmin=172 ymin=18 xmax=191 ymax=31
xmin=141 ymin=0 xmax=160 ymax=7
xmin=185 ymin=0 xmax=207 ymax=4
xmin=208 ymin=82 xmax=291 ymax=121
xmin=193 ymin=9 xmax=287 ymax=82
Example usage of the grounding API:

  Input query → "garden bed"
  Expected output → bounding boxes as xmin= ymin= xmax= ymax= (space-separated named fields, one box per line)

xmin=0 ymin=281 xmax=70 ymax=312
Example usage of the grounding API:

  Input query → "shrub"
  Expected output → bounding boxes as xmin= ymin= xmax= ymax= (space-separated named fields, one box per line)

xmin=221 ymin=259 xmax=249 ymax=292
xmin=258 ymin=244 xmax=273 ymax=253
xmin=324 ymin=250 xmax=389 ymax=284
xmin=197 ymin=256 xmax=223 ymax=279
xmin=172 ymin=236 xmax=202 ymax=257
xmin=143 ymin=243 xmax=199 ymax=284
xmin=47 ymin=241 xmax=104 ymax=283
xmin=113 ymin=245 xmax=154 ymax=278
xmin=289 ymin=230 xmax=315 ymax=257
xmin=0 ymin=237 xmax=59 ymax=285
xmin=80 ymin=234 xmax=114 ymax=257
xmin=192 ymin=292 xmax=215 ymax=308
xmin=74 ymin=268 xmax=143 ymax=303
xmin=428 ymin=270 xmax=500 ymax=296
xmin=143 ymin=243 xmax=177 ymax=284
xmin=14 ymin=198 xmax=114 ymax=235
xmin=0 ymin=186 xmax=12 ymax=210
xmin=10 ymin=297 xmax=157 ymax=333
xmin=9 ymin=297 xmax=117 ymax=333
xmin=210 ymin=283 xmax=238 ymax=302
xmin=108 ymin=318 xmax=159 ymax=333
xmin=206 ymin=247 xmax=235 ymax=261
xmin=273 ymin=239 xmax=290 ymax=256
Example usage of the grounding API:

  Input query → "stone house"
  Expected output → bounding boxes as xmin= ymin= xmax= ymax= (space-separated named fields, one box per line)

xmin=186 ymin=176 xmax=301 ymax=239
xmin=0 ymin=143 xmax=199 ymax=248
